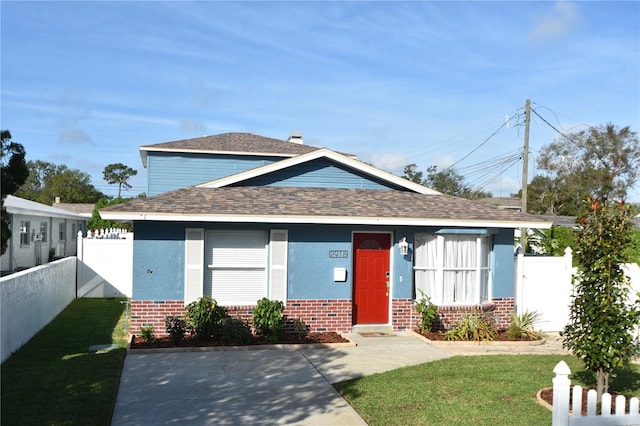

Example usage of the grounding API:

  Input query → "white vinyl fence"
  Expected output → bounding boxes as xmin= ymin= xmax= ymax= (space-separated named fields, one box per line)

xmin=515 ymin=249 xmax=640 ymax=332
xmin=0 ymin=257 xmax=76 ymax=363
xmin=515 ymin=248 xmax=574 ymax=332
xmin=76 ymin=229 xmax=133 ymax=298
xmin=552 ymin=360 xmax=640 ymax=426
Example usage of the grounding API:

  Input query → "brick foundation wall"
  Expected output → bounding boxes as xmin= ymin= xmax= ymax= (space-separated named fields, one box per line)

xmin=130 ymin=299 xmax=353 ymax=336
xmin=130 ymin=297 xmax=516 ymax=336
xmin=283 ymin=299 xmax=352 ymax=333
xmin=130 ymin=300 xmax=185 ymax=336
xmin=391 ymin=299 xmax=421 ymax=331
xmin=391 ymin=297 xmax=516 ymax=332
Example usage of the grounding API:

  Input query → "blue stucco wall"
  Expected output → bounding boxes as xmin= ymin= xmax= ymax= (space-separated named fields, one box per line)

xmin=147 ymin=152 xmax=284 ymax=196
xmin=234 ymin=159 xmax=405 ymax=190
xmin=131 ymin=222 xmax=515 ymax=302
xmin=133 ymin=222 xmax=186 ymax=300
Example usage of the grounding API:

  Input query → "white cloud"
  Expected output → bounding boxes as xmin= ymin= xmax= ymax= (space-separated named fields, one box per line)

xmin=433 ymin=154 xmax=456 ymax=169
xmin=528 ymin=1 xmax=581 ymax=43
xmin=364 ymin=152 xmax=412 ymax=175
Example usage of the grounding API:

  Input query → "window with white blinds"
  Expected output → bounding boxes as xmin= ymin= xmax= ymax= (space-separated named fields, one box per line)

xmin=205 ymin=230 xmax=268 ymax=305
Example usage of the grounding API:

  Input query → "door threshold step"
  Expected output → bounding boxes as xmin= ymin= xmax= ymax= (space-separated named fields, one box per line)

xmin=352 ymin=324 xmax=394 ymax=335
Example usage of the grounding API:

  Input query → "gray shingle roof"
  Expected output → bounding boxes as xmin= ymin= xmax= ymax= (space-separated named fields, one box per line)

xmin=101 ymin=186 xmax=550 ymax=227
xmin=140 ymin=133 xmax=321 ymax=156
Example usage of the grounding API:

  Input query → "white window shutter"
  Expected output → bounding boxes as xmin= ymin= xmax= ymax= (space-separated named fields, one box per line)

xmin=184 ymin=228 xmax=204 ymax=304
xmin=269 ymin=230 xmax=288 ymax=304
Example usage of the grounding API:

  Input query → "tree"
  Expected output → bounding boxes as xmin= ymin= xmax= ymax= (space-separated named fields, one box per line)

xmin=561 ymin=199 xmax=639 ymax=401
xmin=1 ymin=130 xmax=29 ymax=255
xmin=424 ymin=166 xmax=492 ymax=200
xmin=529 ymin=123 xmax=640 ymax=216
xmin=103 ymin=163 xmax=137 ymax=198
xmin=88 ymin=197 xmax=134 ymax=231
xmin=402 ymin=163 xmax=424 ymax=184
xmin=402 ymin=164 xmax=492 ymax=199
xmin=15 ymin=160 xmax=104 ymax=205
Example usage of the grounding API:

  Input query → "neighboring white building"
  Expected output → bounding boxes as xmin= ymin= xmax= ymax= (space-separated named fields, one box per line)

xmin=1 ymin=195 xmax=87 ymax=274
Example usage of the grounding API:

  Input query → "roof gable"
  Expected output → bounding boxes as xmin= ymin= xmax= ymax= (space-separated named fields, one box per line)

xmin=139 ymin=133 xmax=324 ymax=167
xmin=198 ymin=148 xmax=439 ymax=195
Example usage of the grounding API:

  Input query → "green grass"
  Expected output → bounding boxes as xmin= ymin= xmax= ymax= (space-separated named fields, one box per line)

xmin=1 ymin=298 xmax=128 ymax=425
xmin=335 ymin=355 xmax=640 ymax=425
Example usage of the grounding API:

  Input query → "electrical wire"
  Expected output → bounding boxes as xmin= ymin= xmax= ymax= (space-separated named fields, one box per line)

xmin=445 ymin=113 xmax=520 ymax=170
xmin=530 ymin=108 xmax=580 ymax=144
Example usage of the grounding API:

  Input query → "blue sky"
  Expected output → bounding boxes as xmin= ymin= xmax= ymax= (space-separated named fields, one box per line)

xmin=2 ymin=1 xmax=639 ymax=201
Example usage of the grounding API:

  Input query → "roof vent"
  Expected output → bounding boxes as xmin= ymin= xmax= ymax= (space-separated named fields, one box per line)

xmin=288 ymin=130 xmax=303 ymax=145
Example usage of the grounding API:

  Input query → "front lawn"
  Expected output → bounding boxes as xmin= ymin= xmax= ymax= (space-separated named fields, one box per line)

xmin=1 ymin=298 xmax=128 ymax=425
xmin=335 ymin=355 xmax=640 ymax=425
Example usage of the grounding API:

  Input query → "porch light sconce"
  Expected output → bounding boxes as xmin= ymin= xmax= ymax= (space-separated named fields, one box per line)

xmin=398 ymin=237 xmax=409 ymax=256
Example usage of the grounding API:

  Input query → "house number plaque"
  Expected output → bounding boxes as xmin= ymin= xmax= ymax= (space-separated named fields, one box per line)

xmin=329 ymin=250 xmax=348 ymax=258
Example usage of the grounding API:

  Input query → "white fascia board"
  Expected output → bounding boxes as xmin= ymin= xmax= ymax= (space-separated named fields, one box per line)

xmin=5 ymin=196 xmax=87 ymax=220
xmin=139 ymin=146 xmax=299 ymax=168
xmin=7 ymin=206 xmax=86 ymax=220
xmin=100 ymin=211 xmax=552 ymax=229
xmin=197 ymin=148 xmax=440 ymax=195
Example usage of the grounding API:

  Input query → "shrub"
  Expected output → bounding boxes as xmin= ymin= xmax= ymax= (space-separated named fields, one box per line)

xmin=253 ymin=298 xmax=285 ymax=343
xmin=414 ymin=289 xmax=438 ymax=333
xmin=444 ymin=309 xmax=498 ymax=342
xmin=507 ymin=310 xmax=542 ymax=340
xmin=219 ymin=317 xmax=253 ymax=345
xmin=140 ymin=325 xmax=156 ymax=343
xmin=292 ymin=318 xmax=309 ymax=342
xmin=185 ymin=296 xmax=227 ymax=339
xmin=165 ymin=315 xmax=187 ymax=345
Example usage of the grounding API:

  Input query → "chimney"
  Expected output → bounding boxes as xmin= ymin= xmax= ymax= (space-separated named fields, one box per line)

xmin=287 ymin=130 xmax=303 ymax=145
xmin=54 ymin=196 xmax=61 ymax=204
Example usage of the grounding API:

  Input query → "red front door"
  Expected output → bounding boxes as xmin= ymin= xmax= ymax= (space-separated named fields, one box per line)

xmin=353 ymin=233 xmax=390 ymax=324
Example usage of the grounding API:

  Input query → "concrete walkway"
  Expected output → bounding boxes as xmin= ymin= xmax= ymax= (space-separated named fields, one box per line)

xmin=111 ymin=331 xmax=569 ymax=425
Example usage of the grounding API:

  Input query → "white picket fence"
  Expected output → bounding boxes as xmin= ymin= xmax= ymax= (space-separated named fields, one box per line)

xmin=552 ymin=361 xmax=640 ymax=426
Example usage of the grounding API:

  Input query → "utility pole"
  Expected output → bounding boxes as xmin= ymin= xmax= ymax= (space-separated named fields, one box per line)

xmin=521 ymin=99 xmax=531 ymax=251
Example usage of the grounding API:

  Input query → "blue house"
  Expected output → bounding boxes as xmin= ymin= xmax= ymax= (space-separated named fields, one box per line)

xmin=101 ymin=132 xmax=550 ymax=335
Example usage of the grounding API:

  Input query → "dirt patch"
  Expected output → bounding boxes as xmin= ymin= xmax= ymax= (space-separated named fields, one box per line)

xmin=130 ymin=332 xmax=349 ymax=349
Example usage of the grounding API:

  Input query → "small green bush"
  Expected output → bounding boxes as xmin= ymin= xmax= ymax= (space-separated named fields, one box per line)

xmin=253 ymin=298 xmax=285 ymax=343
xmin=292 ymin=318 xmax=309 ymax=342
xmin=444 ymin=309 xmax=498 ymax=342
xmin=507 ymin=310 xmax=543 ymax=340
xmin=140 ymin=325 xmax=156 ymax=343
xmin=219 ymin=317 xmax=253 ymax=345
xmin=165 ymin=315 xmax=187 ymax=345
xmin=414 ymin=289 xmax=438 ymax=333
xmin=185 ymin=296 xmax=227 ymax=339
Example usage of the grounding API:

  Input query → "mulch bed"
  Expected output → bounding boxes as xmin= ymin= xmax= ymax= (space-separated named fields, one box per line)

xmin=130 ymin=332 xmax=349 ymax=349
xmin=539 ymin=386 xmax=626 ymax=415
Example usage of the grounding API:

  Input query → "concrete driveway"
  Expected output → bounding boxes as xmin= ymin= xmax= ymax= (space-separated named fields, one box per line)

xmin=111 ymin=332 xmax=450 ymax=425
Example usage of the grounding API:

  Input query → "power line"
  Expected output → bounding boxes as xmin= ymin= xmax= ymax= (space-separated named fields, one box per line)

xmin=530 ymin=108 xmax=580 ymax=144
xmin=445 ymin=113 xmax=521 ymax=171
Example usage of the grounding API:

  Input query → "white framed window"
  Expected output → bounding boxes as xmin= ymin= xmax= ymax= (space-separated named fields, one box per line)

xmin=71 ymin=223 xmax=77 ymax=240
xmin=39 ymin=222 xmax=48 ymax=242
xmin=205 ymin=230 xmax=268 ymax=305
xmin=59 ymin=223 xmax=66 ymax=241
xmin=414 ymin=233 xmax=492 ymax=305
xmin=20 ymin=221 xmax=30 ymax=246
